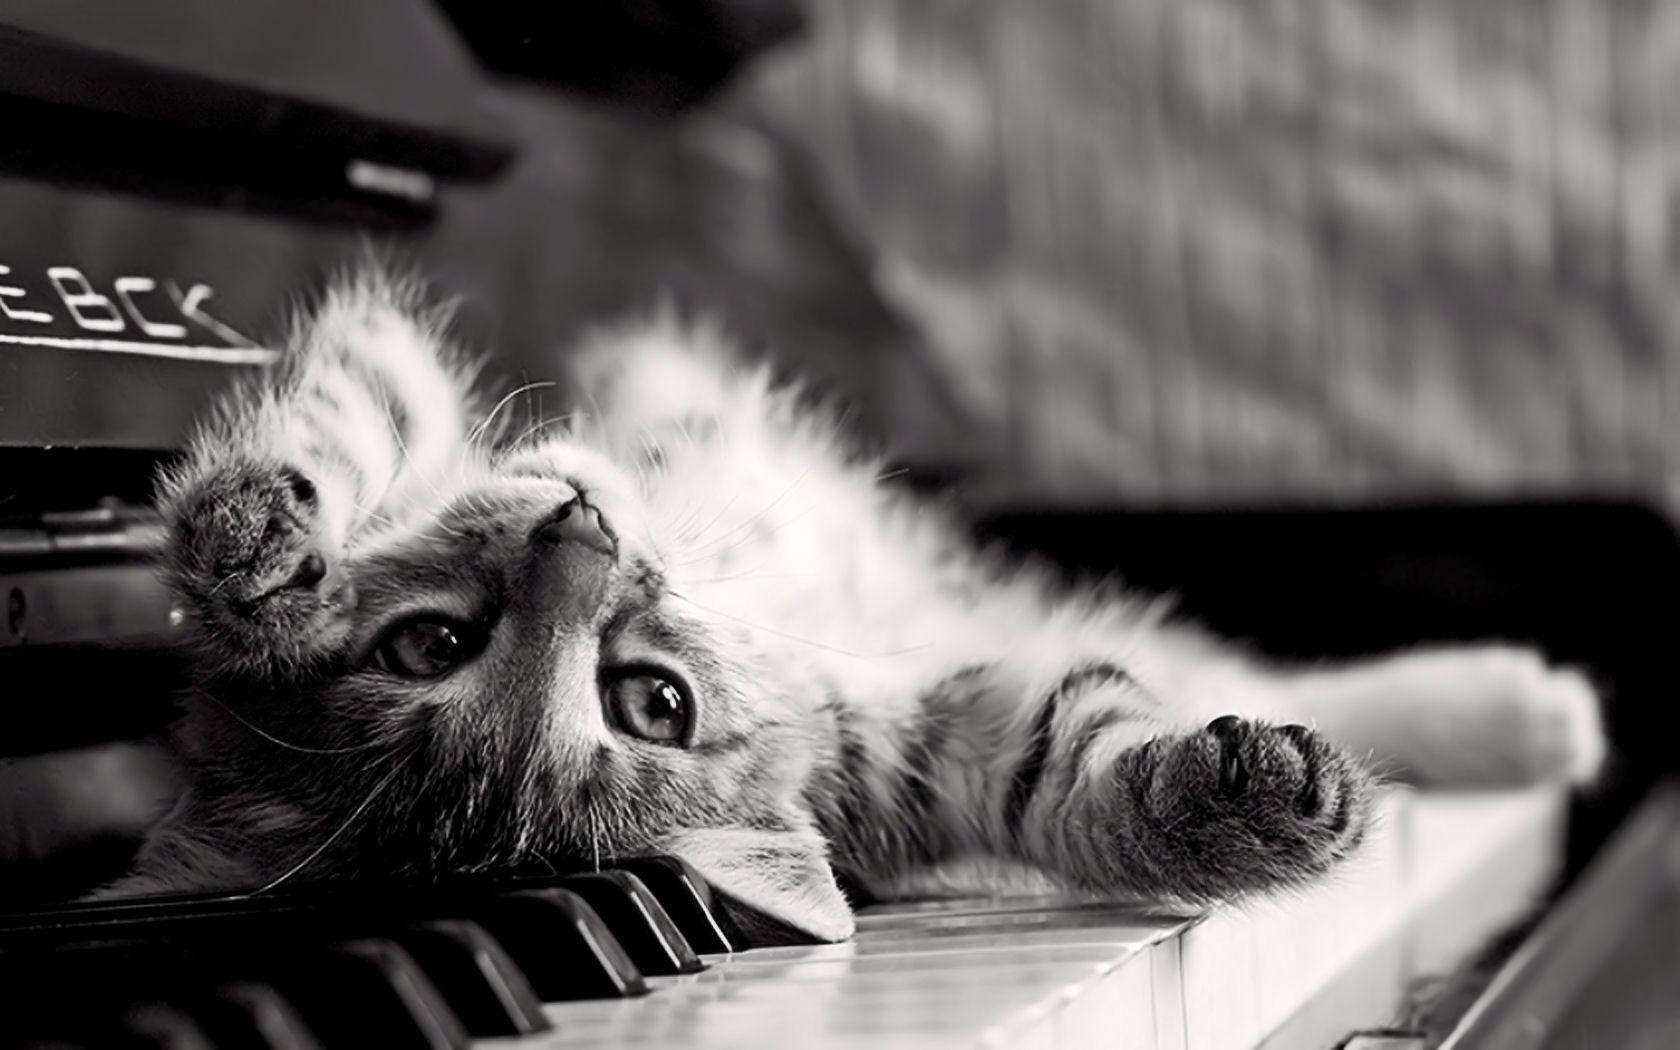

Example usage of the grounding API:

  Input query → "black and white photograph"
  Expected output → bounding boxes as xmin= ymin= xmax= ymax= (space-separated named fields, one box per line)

xmin=1 ymin=3 xmax=1676 ymax=1048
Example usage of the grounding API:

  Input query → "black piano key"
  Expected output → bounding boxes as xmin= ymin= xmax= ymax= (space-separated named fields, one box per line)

xmin=271 ymin=939 xmax=471 ymax=1050
xmin=192 ymin=982 xmax=325 ymax=1050
xmin=390 ymin=920 xmax=549 ymax=1037
xmin=562 ymin=870 xmax=704 ymax=976
xmin=615 ymin=855 xmax=738 ymax=954
xmin=5 ymin=950 xmax=210 ymax=1037
xmin=114 ymin=1003 xmax=218 ymax=1050
xmin=462 ymin=888 xmax=647 ymax=1001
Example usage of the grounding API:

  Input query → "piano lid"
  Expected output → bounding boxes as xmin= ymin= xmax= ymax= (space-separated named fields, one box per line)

xmin=0 ymin=0 xmax=520 ymax=455
xmin=0 ymin=1 xmax=514 ymax=228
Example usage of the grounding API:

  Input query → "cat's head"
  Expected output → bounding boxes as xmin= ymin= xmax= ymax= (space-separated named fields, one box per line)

xmin=158 ymin=279 xmax=853 ymax=940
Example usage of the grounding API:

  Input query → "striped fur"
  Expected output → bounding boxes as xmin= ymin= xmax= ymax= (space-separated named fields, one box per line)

xmin=120 ymin=274 xmax=1606 ymax=939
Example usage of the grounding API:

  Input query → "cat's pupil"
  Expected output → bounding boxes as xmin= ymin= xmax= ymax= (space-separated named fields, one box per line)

xmin=609 ymin=673 xmax=691 ymax=745
xmin=649 ymin=682 xmax=682 ymax=721
xmin=379 ymin=618 xmax=471 ymax=678
xmin=414 ymin=623 xmax=458 ymax=657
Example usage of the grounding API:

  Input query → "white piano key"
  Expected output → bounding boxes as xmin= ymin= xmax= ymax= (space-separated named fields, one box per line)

xmin=526 ymin=978 xmax=1078 ymax=1046
xmin=1150 ymin=932 xmax=1189 ymax=1050
xmin=682 ymin=944 xmax=1140 ymax=981
xmin=980 ymin=1008 xmax=1060 ymax=1050
xmin=1249 ymin=791 xmax=1410 ymax=1035
xmin=853 ymin=905 xmax=1191 ymax=939
xmin=1255 ymin=934 xmax=1407 ymax=1050
xmin=724 ymin=924 xmax=1178 ymax=964
xmin=1179 ymin=905 xmax=1261 ymax=1050
xmin=1403 ymin=789 xmax=1564 ymax=977
xmin=856 ymin=894 xmax=1083 ymax=919
xmin=854 ymin=897 xmax=1194 ymax=927
xmin=1055 ymin=949 xmax=1156 ymax=1050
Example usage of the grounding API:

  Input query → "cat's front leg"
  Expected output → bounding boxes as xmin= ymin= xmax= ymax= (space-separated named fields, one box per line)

xmin=159 ymin=275 xmax=476 ymax=674
xmin=1020 ymin=714 xmax=1375 ymax=902
xmin=162 ymin=455 xmax=352 ymax=674
xmin=822 ymin=661 xmax=1376 ymax=905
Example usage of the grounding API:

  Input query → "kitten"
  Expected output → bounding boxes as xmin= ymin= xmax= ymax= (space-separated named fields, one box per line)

xmin=116 ymin=274 xmax=1605 ymax=941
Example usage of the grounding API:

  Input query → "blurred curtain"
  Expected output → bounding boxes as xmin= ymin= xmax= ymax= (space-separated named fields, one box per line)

xmin=731 ymin=0 xmax=1680 ymax=505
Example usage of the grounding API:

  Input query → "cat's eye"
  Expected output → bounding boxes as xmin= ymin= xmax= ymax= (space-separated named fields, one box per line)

xmin=375 ymin=617 xmax=481 ymax=678
xmin=606 ymin=671 xmax=693 ymax=745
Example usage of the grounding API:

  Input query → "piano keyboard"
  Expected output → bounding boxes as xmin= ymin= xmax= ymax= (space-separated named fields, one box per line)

xmin=2 ymin=789 xmax=1565 ymax=1050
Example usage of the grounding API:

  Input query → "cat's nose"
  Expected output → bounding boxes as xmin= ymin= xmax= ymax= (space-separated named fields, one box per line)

xmin=531 ymin=495 xmax=618 ymax=559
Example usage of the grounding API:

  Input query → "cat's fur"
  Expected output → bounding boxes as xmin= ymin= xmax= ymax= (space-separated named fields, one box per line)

xmin=117 ymin=274 xmax=1605 ymax=941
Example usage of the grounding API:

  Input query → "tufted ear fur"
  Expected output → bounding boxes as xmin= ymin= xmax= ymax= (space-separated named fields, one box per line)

xmin=666 ymin=819 xmax=855 ymax=943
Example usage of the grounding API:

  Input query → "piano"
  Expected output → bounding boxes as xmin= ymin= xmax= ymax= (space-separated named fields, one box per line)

xmin=3 ymin=4 xmax=1675 ymax=1049
xmin=0 ymin=786 xmax=1577 ymax=1049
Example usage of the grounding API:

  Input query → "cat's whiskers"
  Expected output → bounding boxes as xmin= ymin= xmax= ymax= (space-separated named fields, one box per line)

xmin=195 ymin=690 xmax=385 ymax=755
xmin=587 ymin=803 xmax=603 ymax=873
xmin=670 ymin=489 xmax=743 ymax=549
xmin=383 ymin=402 xmax=453 ymax=512
xmin=674 ymin=469 xmax=812 ymax=563
xmin=673 ymin=498 xmax=819 ymax=568
xmin=681 ymin=569 xmax=822 ymax=586
xmin=661 ymin=497 xmax=708 ymax=547
xmin=667 ymin=588 xmax=929 ymax=660
xmin=351 ymin=500 xmax=404 ymax=531
xmin=501 ymin=411 xmax=579 ymax=454
xmin=252 ymin=753 xmax=409 ymax=895
xmin=468 ymin=381 xmax=557 ymax=449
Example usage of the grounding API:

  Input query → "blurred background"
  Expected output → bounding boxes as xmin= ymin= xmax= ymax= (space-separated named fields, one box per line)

xmin=753 ymin=1 xmax=1680 ymax=505
xmin=8 ymin=0 xmax=1680 ymax=504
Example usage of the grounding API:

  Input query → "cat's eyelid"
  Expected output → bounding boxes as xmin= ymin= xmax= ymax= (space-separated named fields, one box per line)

xmin=600 ymin=654 xmax=690 ymax=688
xmin=355 ymin=601 xmax=496 ymax=662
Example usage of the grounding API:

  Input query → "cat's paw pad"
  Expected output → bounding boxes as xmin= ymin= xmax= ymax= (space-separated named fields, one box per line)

xmin=170 ymin=462 xmax=344 ymax=625
xmin=1148 ymin=716 xmax=1374 ymax=892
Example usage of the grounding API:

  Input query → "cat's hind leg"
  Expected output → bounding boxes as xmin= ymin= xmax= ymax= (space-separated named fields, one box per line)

xmin=1262 ymin=647 xmax=1606 ymax=788
xmin=568 ymin=313 xmax=739 ymax=426
xmin=563 ymin=313 xmax=792 ymax=469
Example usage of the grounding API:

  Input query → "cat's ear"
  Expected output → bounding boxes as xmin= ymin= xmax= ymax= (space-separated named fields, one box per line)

xmin=665 ymin=819 xmax=855 ymax=943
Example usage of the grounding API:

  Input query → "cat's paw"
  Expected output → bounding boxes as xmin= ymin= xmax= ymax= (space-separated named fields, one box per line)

xmin=1145 ymin=716 xmax=1375 ymax=897
xmin=167 ymin=461 xmax=350 ymax=662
